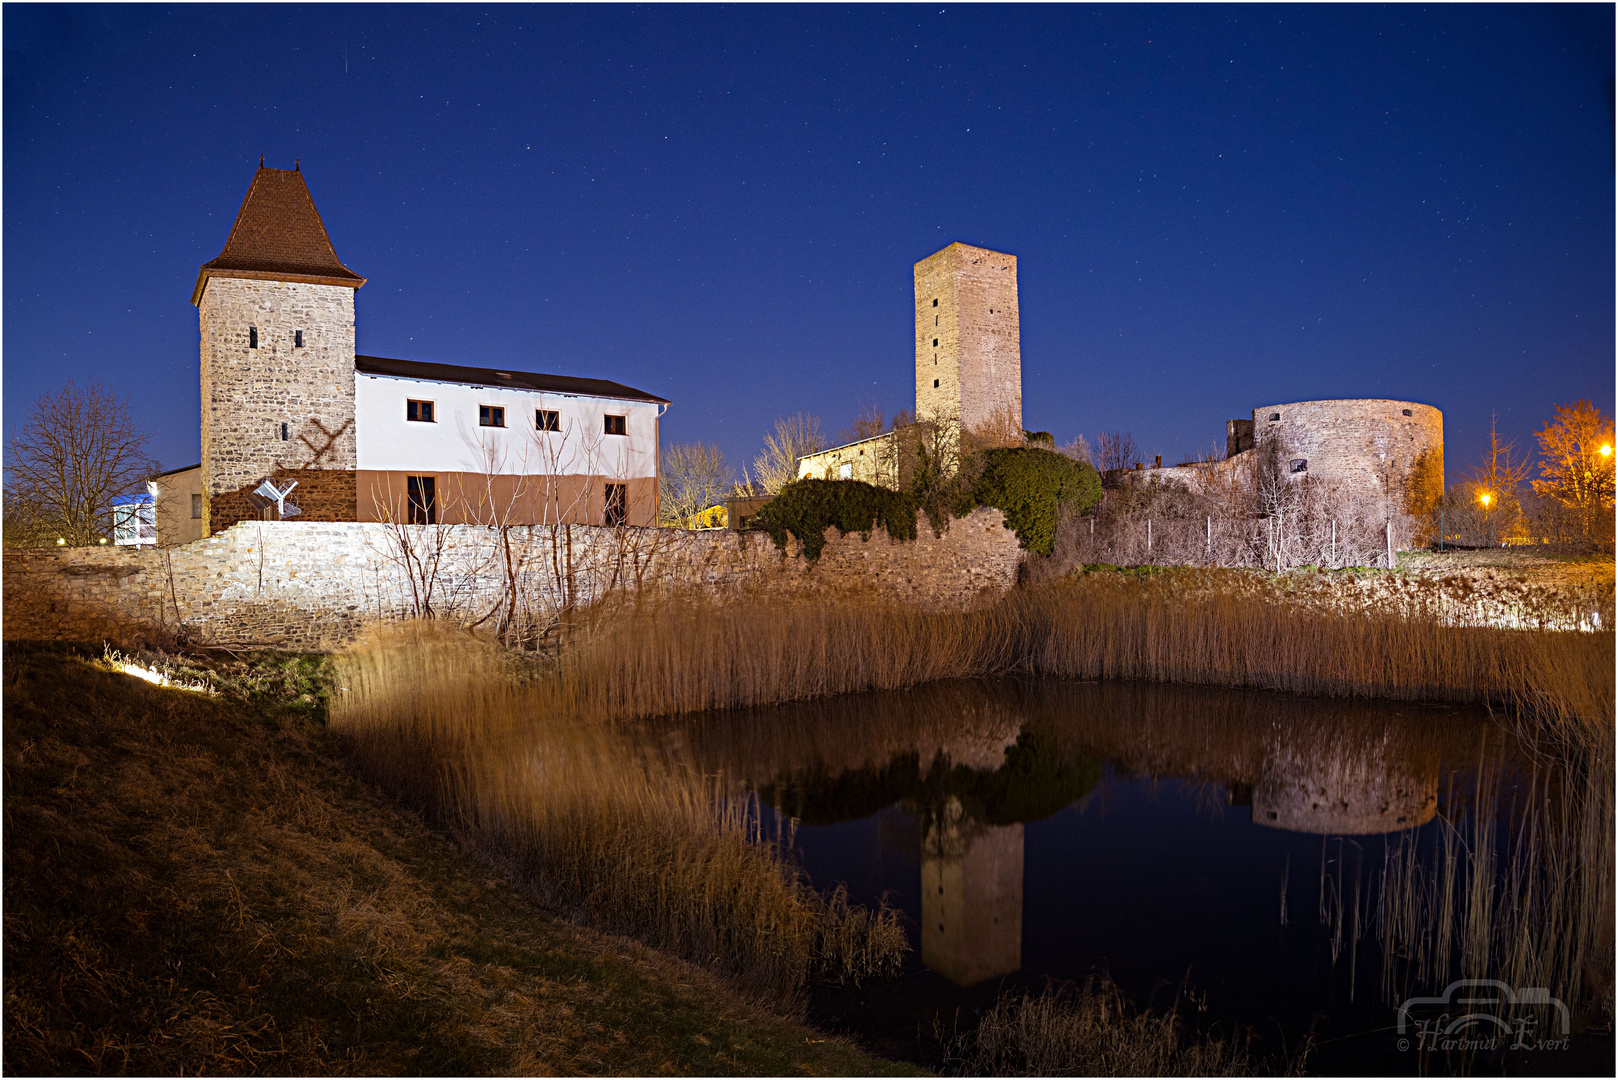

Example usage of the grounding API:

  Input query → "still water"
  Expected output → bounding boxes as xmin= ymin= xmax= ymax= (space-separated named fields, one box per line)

xmin=656 ymin=679 xmax=1611 ymax=1075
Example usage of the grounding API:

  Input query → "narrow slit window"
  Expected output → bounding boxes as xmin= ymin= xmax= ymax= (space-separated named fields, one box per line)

xmin=479 ymin=405 xmax=505 ymax=428
xmin=536 ymin=409 xmax=560 ymax=432
xmin=407 ymin=476 xmax=437 ymax=524
xmin=933 ymin=338 xmax=938 ymax=347
xmin=603 ymin=483 xmax=627 ymax=527
xmin=604 ymin=414 xmax=627 ymax=436
xmin=933 ymin=379 xmax=940 ymax=388
xmin=932 ymin=298 xmax=938 ymax=307
xmin=406 ymin=399 xmax=435 ymax=423
xmin=249 ymin=326 xmax=258 ymax=349
xmin=294 ymin=330 xmax=304 ymax=348
xmin=280 ymin=422 xmax=288 ymax=441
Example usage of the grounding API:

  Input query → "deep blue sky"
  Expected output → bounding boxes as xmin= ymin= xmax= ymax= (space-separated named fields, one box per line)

xmin=5 ymin=4 xmax=1613 ymax=482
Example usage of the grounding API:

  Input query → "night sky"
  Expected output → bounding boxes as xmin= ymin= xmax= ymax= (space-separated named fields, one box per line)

xmin=5 ymin=4 xmax=1613 ymax=483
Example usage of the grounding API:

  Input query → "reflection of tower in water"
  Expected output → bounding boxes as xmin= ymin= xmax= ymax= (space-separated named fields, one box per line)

xmin=921 ymin=795 xmax=1024 ymax=986
xmin=1248 ymin=731 xmax=1438 ymax=835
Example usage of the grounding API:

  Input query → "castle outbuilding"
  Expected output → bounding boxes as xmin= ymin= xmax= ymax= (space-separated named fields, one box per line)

xmin=168 ymin=164 xmax=667 ymax=537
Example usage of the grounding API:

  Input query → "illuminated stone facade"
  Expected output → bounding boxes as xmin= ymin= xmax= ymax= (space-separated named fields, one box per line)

xmin=199 ymin=277 xmax=359 ymax=533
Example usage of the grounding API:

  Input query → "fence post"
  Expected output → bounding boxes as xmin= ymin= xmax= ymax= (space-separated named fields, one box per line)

xmin=1330 ymin=519 xmax=1336 ymax=566
xmin=1148 ymin=517 xmax=1152 ymax=555
xmin=1206 ymin=515 xmax=1211 ymax=559
xmin=1385 ymin=519 xmax=1393 ymax=569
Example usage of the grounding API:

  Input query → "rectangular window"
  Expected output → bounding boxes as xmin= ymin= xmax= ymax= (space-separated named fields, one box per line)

xmin=536 ymin=409 xmax=560 ymax=432
xmin=604 ymin=483 xmax=627 ymax=527
xmin=604 ymin=414 xmax=627 ymax=436
xmin=294 ymin=330 xmax=304 ymax=348
xmin=838 ymin=463 xmax=853 ymax=480
xmin=191 ymin=494 xmax=202 ymax=519
xmin=479 ymin=405 xmax=505 ymax=428
xmin=406 ymin=399 xmax=435 ymax=423
xmin=933 ymin=338 xmax=938 ymax=347
xmin=1290 ymin=458 xmax=1308 ymax=474
xmin=249 ymin=326 xmax=258 ymax=349
xmin=932 ymin=298 xmax=938 ymax=307
xmin=407 ymin=476 xmax=437 ymax=524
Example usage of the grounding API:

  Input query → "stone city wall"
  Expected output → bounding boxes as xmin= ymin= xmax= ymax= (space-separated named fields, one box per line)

xmin=3 ymin=507 xmax=1022 ymax=651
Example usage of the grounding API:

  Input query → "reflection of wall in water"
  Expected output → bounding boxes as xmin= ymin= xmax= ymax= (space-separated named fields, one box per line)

xmin=921 ymin=796 xmax=1023 ymax=986
xmin=1249 ymin=735 xmax=1438 ymax=835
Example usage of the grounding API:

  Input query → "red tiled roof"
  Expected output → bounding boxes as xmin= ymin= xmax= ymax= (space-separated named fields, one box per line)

xmin=192 ymin=166 xmax=365 ymax=304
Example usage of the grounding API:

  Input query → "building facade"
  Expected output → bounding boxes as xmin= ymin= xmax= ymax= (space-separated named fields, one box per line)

xmin=189 ymin=164 xmax=665 ymax=536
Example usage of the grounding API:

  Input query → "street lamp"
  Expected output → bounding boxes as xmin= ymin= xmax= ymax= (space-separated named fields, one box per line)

xmin=1478 ymin=490 xmax=1494 ymax=547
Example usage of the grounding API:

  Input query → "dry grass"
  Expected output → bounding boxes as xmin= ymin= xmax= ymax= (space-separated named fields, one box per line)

xmin=2 ymin=644 xmax=916 ymax=1076
xmin=542 ymin=573 xmax=1612 ymax=746
xmin=329 ymin=624 xmax=909 ymax=1005
xmin=943 ymin=978 xmax=1305 ymax=1077
xmin=1378 ymin=747 xmax=1615 ymax=1038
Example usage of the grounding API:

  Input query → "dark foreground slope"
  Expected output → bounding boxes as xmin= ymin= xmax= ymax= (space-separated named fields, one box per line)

xmin=2 ymin=645 xmax=913 ymax=1076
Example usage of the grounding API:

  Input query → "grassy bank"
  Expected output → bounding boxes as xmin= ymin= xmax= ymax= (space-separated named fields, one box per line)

xmin=2 ymin=644 xmax=915 ymax=1076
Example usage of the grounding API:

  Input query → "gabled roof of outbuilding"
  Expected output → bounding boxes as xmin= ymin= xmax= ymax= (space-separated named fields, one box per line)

xmin=355 ymin=354 xmax=671 ymax=405
xmin=192 ymin=165 xmax=365 ymax=304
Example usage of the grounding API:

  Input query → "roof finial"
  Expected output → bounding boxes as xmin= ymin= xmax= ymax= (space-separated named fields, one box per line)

xmin=259 ymin=154 xmax=265 ymax=168
xmin=294 ymin=157 xmax=300 ymax=171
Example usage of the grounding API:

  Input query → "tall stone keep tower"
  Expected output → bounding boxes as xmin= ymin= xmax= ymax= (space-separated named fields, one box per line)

xmin=914 ymin=242 xmax=1022 ymax=437
xmin=193 ymin=165 xmax=365 ymax=534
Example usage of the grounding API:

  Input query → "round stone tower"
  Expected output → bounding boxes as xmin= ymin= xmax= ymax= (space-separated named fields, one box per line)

xmin=1250 ymin=399 xmax=1444 ymax=519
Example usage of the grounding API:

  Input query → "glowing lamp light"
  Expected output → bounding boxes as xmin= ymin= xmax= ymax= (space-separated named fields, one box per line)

xmin=1479 ymin=492 xmax=1492 ymax=507
xmin=99 ymin=537 xmax=109 ymax=544
xmin=1601 ymin=444 xmax=1613 ymax=458
xmin=55 ymin=538 xmax=66 ymax=546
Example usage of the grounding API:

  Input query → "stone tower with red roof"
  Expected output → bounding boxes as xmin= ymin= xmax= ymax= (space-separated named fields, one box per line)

xmin=193 ymin=164 xmax=366 ymax=534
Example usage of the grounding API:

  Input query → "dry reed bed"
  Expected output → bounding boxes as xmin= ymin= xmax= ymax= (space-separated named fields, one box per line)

xmin=553 ymin=575 xmax=1613 ymax=743
xmin=330 ymin=625 xmax=907 ymax=1004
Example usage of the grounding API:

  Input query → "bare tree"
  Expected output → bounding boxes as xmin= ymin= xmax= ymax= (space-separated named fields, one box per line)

xmin=659 ymin=442 xmax=733 ymax=526
xmin=4 ymin=379 xmax=157 ymax=547
xmin=839 ymin=401 xmax=888 ymax=444
xmin=753 ymin=412 xmax=826 ymax=494
xmin=1093 ymin=431 xmax=1141 ymax=473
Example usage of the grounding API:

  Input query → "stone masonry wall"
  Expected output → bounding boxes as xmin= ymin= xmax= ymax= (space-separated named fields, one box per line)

xmin=1252 ymin=399 xmax=1444 ymax=517
xmin=914 ymin=243 xmax=1021 ymax=434
xmin=3 ymin=507 xmax=1023 ymax=652
xmin=200 ymin=277 xmax=359 ymax=533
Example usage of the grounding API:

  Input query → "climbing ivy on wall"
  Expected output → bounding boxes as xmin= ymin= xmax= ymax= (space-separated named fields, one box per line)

xmin=752 ymin=445 xmax=1099 ymax=561
xmin=753 ymin=478 xmax=919 ymax=562
xmin=972 ymin=447 xmax=1103 ymax=556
